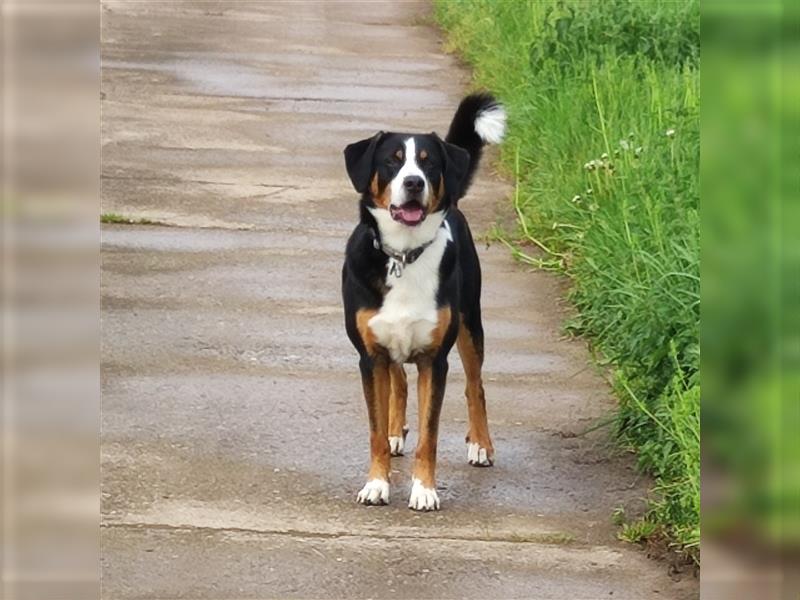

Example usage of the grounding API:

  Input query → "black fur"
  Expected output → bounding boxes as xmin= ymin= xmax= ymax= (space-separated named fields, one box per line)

xmin=343 ymin=131 xmax=384 ymax=193
xmin=445 ymin=93 xmax=501 ymax=201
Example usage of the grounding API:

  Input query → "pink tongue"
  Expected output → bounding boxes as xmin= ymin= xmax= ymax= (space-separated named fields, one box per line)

xmin=399 ymin=205 xmax=423 ymax=222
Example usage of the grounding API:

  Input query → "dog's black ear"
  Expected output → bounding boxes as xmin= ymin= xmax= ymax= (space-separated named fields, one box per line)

xmin=434 ymin=133 xmax=471 ymax=201
xmin=343 ymin=131 xmax=384 ymax=193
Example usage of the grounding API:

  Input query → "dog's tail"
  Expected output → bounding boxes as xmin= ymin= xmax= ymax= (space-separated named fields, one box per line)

xmin=445 ymin=93 xmax=506 ymax=200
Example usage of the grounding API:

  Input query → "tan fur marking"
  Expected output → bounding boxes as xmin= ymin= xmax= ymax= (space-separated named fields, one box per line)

xmin=426 ymin=306 xmax=452 ymax=352
xmin=413 ymin=362 xmax=436 ymax=488
xmin=419 ymin=149 xmax=428 ymax=160
xmin=367 ymin=362 xmax=391 ymax=481
xmin=429 ymin=176 xmax=445 ymax=214
xmin=456 ymin=317 xmax=494 ymax=456
xmin=370 ymin=173 xmax=391 ymax=209
xmin=388 ymin=363 xmax=408 ymax=439
xmin=356 ymin=308 xmax=379 ymax=356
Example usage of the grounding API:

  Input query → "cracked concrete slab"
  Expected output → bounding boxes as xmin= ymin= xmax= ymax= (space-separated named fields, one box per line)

xmin=101 ymin=1 xmax=698 ymax=598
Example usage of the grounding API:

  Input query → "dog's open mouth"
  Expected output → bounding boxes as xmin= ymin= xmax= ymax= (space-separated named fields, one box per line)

xmin=389 ymin=200 xmax=426 ymax=226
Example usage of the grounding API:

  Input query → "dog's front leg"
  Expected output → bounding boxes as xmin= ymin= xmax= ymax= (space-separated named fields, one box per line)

xmin=408 ymin=354 xmax=448 ymax=511
xmin=356 ymin=354 xmax=392 ymax=505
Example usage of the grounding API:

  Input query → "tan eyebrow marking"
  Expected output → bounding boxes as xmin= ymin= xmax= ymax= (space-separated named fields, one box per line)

xmin=419 ymin=149 xmax=428 ymax=160
xmin=395 ymin=149 xmax=403 ymax=160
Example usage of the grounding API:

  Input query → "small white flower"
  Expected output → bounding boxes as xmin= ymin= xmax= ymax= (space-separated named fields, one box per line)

xmin=571 ymin=194 xmax=581 ymax=203
xmin=586 ymin=187 xmax=593 ymax=195
xmin=619 ymin=139 xmax=630 ymax=151
xmin=601 ymin=152 xmax=609 ymax=160
xmin=666 ymin=128 xmax=676 ymax=137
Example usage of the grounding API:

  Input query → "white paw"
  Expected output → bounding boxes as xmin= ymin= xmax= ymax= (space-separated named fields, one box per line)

xmin=357 ymin=479 xmax=390 ymax=505
xmin=389 ymin=436 xmax=405 ymax=456
xmin=467 ymin=442 xmax=494 ymax=466
xmin=408 ymin=478 xmax=440 ymax=511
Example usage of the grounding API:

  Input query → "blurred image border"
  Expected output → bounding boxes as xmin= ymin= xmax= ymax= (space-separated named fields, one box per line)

xmin=701 ymin=0 xmax=799 ymax=598
xmin=3 ymin=1 xmax=100 ymax=599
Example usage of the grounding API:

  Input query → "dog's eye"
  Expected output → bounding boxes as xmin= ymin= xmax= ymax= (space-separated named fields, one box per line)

xmin=419 ymin=150 xmax=428 ymax=162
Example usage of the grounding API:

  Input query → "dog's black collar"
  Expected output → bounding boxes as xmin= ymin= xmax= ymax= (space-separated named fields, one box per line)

xmin=370 ymin=217 xmax=448 ymax=278
xmin=373 ymin=234 xmax=435 ymax=278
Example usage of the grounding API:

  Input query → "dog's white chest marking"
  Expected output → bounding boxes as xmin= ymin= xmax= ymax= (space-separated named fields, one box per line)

xmin=368 ymin=225 xmax=451 ymax=363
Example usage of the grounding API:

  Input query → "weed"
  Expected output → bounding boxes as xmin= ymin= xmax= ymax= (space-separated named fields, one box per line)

xmin=436 ymin=0 xmax=699 ymax=560
xmin=101 ymin=213 xmax=163 ymax=225
xmin=619 ymin=519 xmax=660 ymax=544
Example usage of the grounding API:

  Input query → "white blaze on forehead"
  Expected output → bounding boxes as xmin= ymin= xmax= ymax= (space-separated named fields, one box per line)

xmin=389 ymin=137 xmax=428 ymax=207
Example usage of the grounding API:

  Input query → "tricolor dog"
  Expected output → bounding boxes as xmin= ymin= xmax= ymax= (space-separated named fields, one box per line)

xmin=342 ymin=94 xmax=505 ymax=511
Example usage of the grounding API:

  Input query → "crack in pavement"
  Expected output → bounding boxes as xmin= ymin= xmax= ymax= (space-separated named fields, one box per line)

xmin=102 ymin=174 xmax=302 ymax=190
xmin=101 ymin=521 xmax=579 ymax=548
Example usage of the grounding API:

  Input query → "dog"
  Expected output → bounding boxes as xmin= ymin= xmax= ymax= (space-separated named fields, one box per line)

xmin=341 ymin=94 xmax=505 ymax=511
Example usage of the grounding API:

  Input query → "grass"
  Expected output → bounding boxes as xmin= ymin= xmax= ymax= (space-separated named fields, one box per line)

xmin=101 ymin=213 xmax=163 ymax=225
xmin=507 ymin=531 xmax=575 ymax=545
xmin=435 ymin=0 xmax=699 ymax=561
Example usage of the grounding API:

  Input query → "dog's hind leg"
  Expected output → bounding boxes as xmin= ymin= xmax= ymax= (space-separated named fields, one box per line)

xmin=457 ymin=318 xmax=494 ymax=467
xmin=388 ymin=363 xmax=409 ymax=456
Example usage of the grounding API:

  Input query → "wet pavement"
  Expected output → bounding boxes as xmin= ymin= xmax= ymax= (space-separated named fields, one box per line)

xmin=100 ymin=2 xmax=698 ymax=598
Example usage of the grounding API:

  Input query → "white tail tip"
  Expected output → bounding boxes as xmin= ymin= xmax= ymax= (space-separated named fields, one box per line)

xmin=474 ymin=104 xmax=506 ymax=145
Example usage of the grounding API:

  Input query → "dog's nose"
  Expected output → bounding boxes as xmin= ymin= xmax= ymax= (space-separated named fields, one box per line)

xmin=403 ymin=175 xmax=424 ymax=194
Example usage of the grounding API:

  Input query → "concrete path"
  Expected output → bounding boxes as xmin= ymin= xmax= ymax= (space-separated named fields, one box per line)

xmin=100 ymin=2 xmax=698 ymax=598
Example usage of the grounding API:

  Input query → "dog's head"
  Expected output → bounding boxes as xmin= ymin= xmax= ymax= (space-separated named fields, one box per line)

xmin=343 ymin=133 xmax=470 ymax=227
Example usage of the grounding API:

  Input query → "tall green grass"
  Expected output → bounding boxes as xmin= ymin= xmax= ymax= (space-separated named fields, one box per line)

xmin=436 ymin=0 xmax=699 ymax=558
